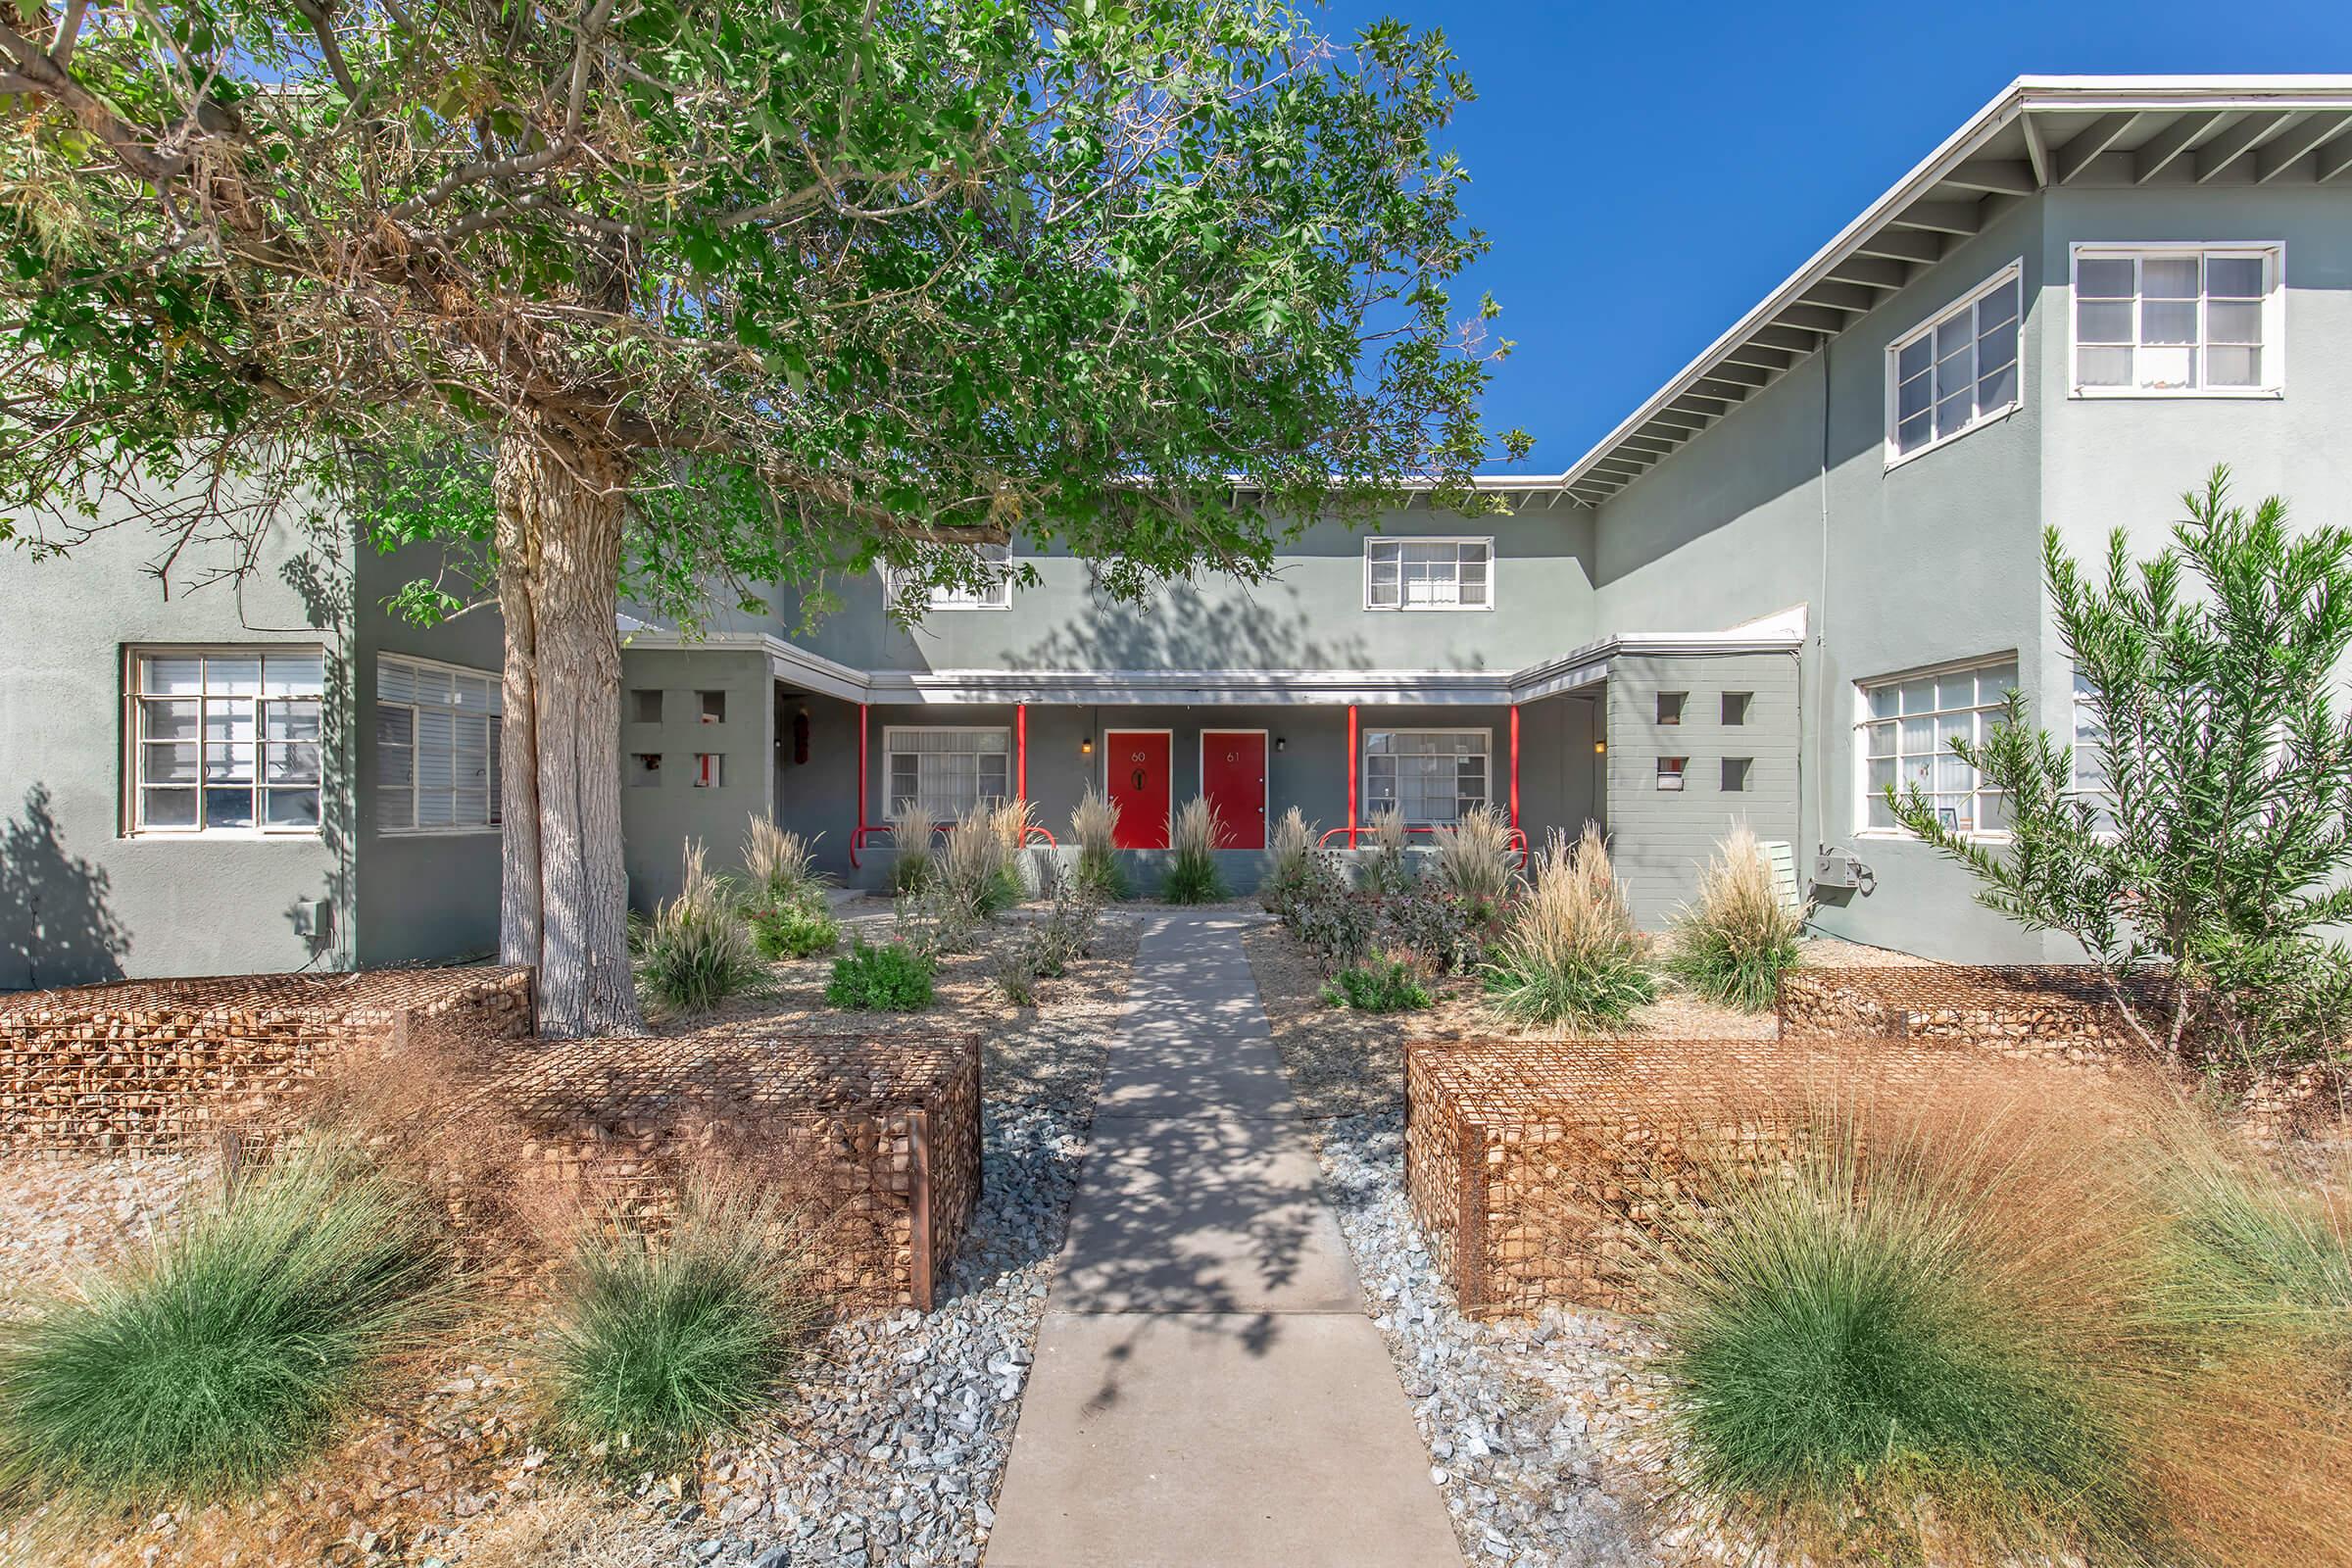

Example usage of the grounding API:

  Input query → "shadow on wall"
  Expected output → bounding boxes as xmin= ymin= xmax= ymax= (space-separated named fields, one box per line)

xmin=281 ymin=519 xmax=356 ymax=966
xmin=0 ymin=784 xmax=131 ymax=991
xmin=1013 ymin=580 xmax=1378 ymax=672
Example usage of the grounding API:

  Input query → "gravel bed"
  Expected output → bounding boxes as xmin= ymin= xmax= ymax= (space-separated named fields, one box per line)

xmin=1314 ymin=1107 xmax=1665 ymax=1568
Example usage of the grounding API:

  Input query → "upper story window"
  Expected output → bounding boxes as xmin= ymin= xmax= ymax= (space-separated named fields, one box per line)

xmin=127 ymin=648 xmax=323 ymax=835
xmin=1363 ymin=729 xmax=1489 ymax=825
xmin=889 ymin=544 xmax=1012 ymax=612
xmin=1856 ymin=656 xmax=2018 ymax=837
xmin=885 ymin=726 xmax=1010 ymax=822
xmin=1364 ymin=537 xmax=1492 ymax=611
xmin=377 ymin=653 xmax=502 ymax=834
xmin=2071 ymin=245 xmax=2282 ymax=397
xmin=1886 ymin=262 xmax=2022 ymax=464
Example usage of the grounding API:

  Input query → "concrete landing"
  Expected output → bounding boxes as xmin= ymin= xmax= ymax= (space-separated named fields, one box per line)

xmin=985 ymin=913 xmax=1462 ymax=1568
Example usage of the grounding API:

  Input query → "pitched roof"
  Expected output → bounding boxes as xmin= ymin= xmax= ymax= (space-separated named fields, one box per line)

xmin=1519 ymin=75 xmax=2352 ymax=507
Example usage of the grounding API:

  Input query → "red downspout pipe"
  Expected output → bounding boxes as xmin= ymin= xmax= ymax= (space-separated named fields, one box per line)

xmin=1509 ymin=706 xmax=1522 ymax=833
xmin=851 ymin=702 xmax=869 ymax=869
xmin=1346 ymin=703 xmax=1358 ymax=849
xmin=1016 ymin=703 xmax=1028 ymax=801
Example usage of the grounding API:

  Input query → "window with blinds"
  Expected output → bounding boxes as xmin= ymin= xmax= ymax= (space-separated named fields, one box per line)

xmin=126 ymin=648 xmax=324 ymax=834
xmin=884 ymin=727 xmax=1011 ymax=821
xmin=377 ymin=654 xmax=502 ymax=833
xmin=1363 ymin=729 xmax=1489 ymax=825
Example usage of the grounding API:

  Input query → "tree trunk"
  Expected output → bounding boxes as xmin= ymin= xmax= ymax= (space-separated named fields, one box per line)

xmin=494 ymin=419 xmax=642 ymax=1037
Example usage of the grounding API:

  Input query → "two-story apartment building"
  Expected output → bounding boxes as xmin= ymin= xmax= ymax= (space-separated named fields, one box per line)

xmin=6 ymin=74 xmax=2349 ymax=986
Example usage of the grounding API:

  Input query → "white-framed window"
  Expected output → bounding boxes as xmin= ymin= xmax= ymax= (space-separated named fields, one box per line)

xmin=126 ymin=648 xmax=324 ymax=835
xmin=884 ymin=726 xmax=1010 ymax=821
xmin=2070 ymin=244 xmax=2282 ymax=397
xmin=1855 ymin=656 xmax=2018 ymax=836
xmin=1364 ymin=537 xmax=1493 ymax=611
xmin=2072 ymin=669 xmax=2118 ymax=832
xmin=1363 ymin=729 xmax=1489 ymax=825
xmin=1886 ymin=262 xmax=2023 ymax=464
xmin=376 ymin=653 xmax=502 ymax=835
xmin=1656 ymin=757 xmax=1688 ymax=792
xmin=887 ymin=543 xmax=1013 ymax=611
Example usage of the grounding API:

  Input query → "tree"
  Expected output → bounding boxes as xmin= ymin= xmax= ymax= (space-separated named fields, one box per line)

xmin=1891 ymin=466 xmax=2352 ymax=1066
xmin=0 ymin=0 xmax=1523 ymax=1033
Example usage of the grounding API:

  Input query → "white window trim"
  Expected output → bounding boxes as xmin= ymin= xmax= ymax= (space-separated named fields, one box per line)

xmin=880 ymin=723 xmax=1013 ymax=821
xmin=1360 ymin=725 xmax=1494 ymax=824
xmin=883 ymin=544 xmax=1015 ymax=612
xmin=1361 ymin=536 xmax=1496 ymax=612
xmin=123 ymin=645 xmax=328 ymax=840
xmin=376 ymin=651 xmax=503 ymax=838
xmin=1883 ymin=260 xmax=2025 ymax=470
xmin=2067 ymin=241 xmax=2285 ymax=400
xmin=1850 ymin=652 xmax=2021 ymax=844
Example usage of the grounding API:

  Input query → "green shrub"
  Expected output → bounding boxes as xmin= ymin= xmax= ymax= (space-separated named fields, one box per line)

xmin=1161 ymin=796 xmax=1228 ymax=904
xmin=1319 ymin=958 xmax=1432 ymax=1012
xmin=1480 ymin=824 xmax=1654 ymax=1030
xmin=746 ymin=897 xmax=840 ymax=960
xmin=633 ymin=841 xmax=769 ymax=1015
xmin=0 ymin=1149 xmax=442 ymax=1503
xmin=544 ymin=1188 xmax=823 ymax=1459
xmin=1276 ymin=856 xmax=1373 ymax=971
xmin=1027 ymin=875 xmax=1102 ymax=978
xmin=1070 ymin=787 xmax=1128 ymax=900
xmin=1380 ymin=883 xmax=1494 ymax=975
xmin=825 ymin=938 xmax=936 ymax=1010
xmin=1665 ymin=825 xmax=1806 ymax=1011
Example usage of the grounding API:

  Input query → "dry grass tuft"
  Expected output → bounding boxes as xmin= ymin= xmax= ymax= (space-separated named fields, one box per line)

xmin=1163 ymin=797 xmax=1228 ymax=903
xmin=740 ymin=814 xmax=824 ymax=907
xmin=1666 ymin=825 xmax=1807 ymax=1011
xmin=1430 ymin=805 xmax=1517 ymax=904
xmin=458 ymin=1490 xmax=680 ymax=1568
xmin=1481 ymin=823 xmax=1653 ymax=1029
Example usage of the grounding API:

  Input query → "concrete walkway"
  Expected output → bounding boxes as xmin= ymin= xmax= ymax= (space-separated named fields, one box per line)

xmin=985 ymin=913 xmax=1463 ymax=1568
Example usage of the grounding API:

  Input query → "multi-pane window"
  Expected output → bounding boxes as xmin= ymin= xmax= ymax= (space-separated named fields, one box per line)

xmin=1888 ymin=264 xmax=2022 ymax=460
xmin=885 ymin=727 xmax=1010 ymax=821
xmin=1363 ymin=730 xmax=1489 ymax=825
xmin=2072 ymin=247 xmax=2279 ymax=394
xmin=890 ymin=544 xmax=1012 ymax=611
xmin=2072 ymin=670 xmax=2117 ymax=832
xmin=128 ymin=649 xmax=323 ymax=834
xmin=1858 ymin=658 xmax=2018 ymax=834
xmin=1364 ymin=538 xmax=1493 ymax=610
xmin=376 ymin=654 xmax=502 ymax=833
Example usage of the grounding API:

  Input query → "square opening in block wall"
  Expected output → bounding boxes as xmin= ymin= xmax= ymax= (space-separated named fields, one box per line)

xmin=629 ymin=753 xmax=662 ymax=787
xmin=631 ymin=689 xmax=662 ymax=723
xmin=1723 ymin=692 xmax=1751 ymax=725
xmin=1655 ymin=692 xmax=1686 ymax=725
xmin=699 ymin=690 xmax=726 ymax=724
xmin=1723 ymin=758 xmax=1752 ymax=792
xmin=1656 ymin=757 xmax=1687 ymax=791
xmin=694 ymin=753 xmax=724 ymax=788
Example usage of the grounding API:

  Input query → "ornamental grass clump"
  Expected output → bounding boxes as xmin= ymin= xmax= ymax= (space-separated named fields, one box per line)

xmin=1480 ymin=823 xmax=1653 ymax=1030
xmin=886 ymin=812 xmax=933 ymax=896
xmin=543 ymin=1186 xmax=826 ymax=1461
xmin=633 ymin=840 xmax=769 ymax=1015
xmin=1162 ymin=796 xmax=1228 ymax=904
xmin=0 ymin=1148 xmax=444 ymax=1505
xmin=1362 ymin=806 xmax=1413 ymax=894
xmin=1070 ymin=787 xmax=1127 ymax=899
xmin=1430 ymin=804 xmax=1516 ymax=906
xmin=1666 ymin=825 xmax=1806 ymax=1011
xmin=741 ymin=814 xmax=825 ymax=908
xmin=1261 ymin=806 xmax=1319 ymax=909
xmin=938 ymin=803 xmax=1021 ymax=918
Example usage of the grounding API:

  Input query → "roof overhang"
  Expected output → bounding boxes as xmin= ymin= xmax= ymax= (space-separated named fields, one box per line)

xmin=1511 ymin=75 xmax=2352 ymax=508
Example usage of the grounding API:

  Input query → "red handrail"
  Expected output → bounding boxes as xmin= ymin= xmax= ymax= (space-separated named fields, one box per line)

xmin=1317 ymin=824 xmax=1530 ymax=856
xmin=852 ymin=821 xmax=1058 ymax=851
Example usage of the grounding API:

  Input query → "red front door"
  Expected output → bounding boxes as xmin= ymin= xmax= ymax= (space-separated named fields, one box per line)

xmin=1104 ymin=730 xmax=1171 ymax=849
xmin=1200 ymin=730 xmax=1268 ymax=850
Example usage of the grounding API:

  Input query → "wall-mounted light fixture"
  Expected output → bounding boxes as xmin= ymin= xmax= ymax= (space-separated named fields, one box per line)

xmin=1593 ymin=740 xmax=1607 ymax=756
xmin=1081 ymin=735 xmax=1095 ymax=756
xmin=1274 ymin=736 xmax=1287 ymax=753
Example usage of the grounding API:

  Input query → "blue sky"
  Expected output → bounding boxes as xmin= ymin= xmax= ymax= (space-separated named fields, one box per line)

xmin=1318 ymin=0 xmax=2352 ymax=472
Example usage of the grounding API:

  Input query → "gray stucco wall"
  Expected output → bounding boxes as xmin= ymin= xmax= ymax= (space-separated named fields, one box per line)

xmin=0 ymin=514 xmax=350 ymax=986
xmin=1600 ymin=653 xmax=1801 ymax=927
xmin=350 ymin=540 xmax=507 ymax=965
xmin=771 ymin=504 xmax=1600 ymax=676
xmin=617 ymin=646 xmax=778 ymax=908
